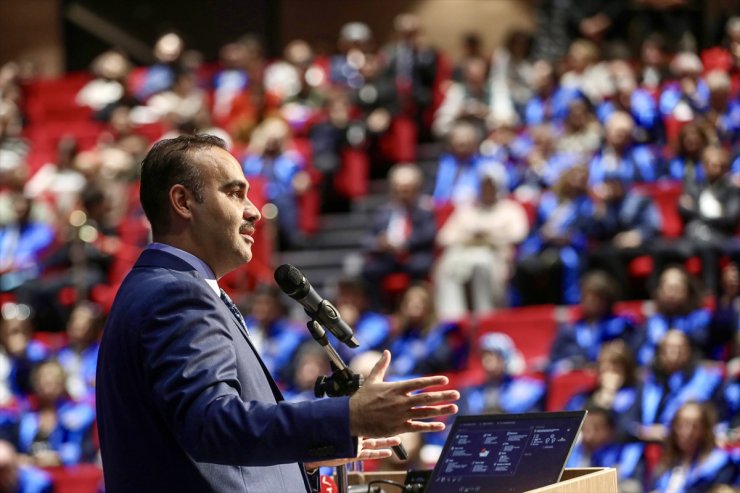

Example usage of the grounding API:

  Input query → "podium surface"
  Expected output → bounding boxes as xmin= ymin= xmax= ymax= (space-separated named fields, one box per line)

xmin=348 ymin=468 xmax=618 ymax=493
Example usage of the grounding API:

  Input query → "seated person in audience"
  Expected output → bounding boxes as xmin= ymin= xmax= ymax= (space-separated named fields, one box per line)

xmin=361 ymin=164 xmax=435 ymax=309
xmin=0 ymin=193 xmax=55 ymax=293
xmin=516 ymin=164 xmax=593 ymax=305
xmin=135 ymin=31 xmax=185 ymax=101
xmin=659 ymin=52 xmax=709 ymax=126
xmin=0 ymin=304 xmax=48 ymax=398
xmin=509 ymin=123 xmax=578 ymax=201
xmin=75 ymin=50 xmax=131 ymax=113
xmin=597 ymin=60 xmax=660 ymax=144
xmin=211 ymin=41 xmax=250 ymax=128
xmin=56 ymin=301 xmax=103 ymax=404
xmin=524 ymin=60 xmax=580 ymax=126
xmin=666 ymin=121 xmax=714 ymax=183
xmin=23 ymin=136 xmax=87 ymax=220
xmin=587 ymin=171 xmax=661 ymax=292
xmin=708 ymin=263 xmax=740 ymax=361
xmin=385 ymin=283 xmax=468 ymax=377
xmin=277 ymin=44 xmax=327 ymax=138
xmin=18 ymin=183 xmax=118 ymax=332
xmin=549 ymin=273 xmax=638 ymax=374
xmin=17 ymin=360 xmax=95 ymax=467
xmin=716 ymin=357 xmax=740 ymax=446
xmin=282 ymin=343 xmax=329 ymax=402
xmin=242 ymin=285 xmax=306 ymax=387
xmin=565 ymin=405 xmax=645 ymax=487
xmin=650 ymin=401 xmax=738 ymax=493
xmin=653 ymin=147 xmax=740 ymax=297
xmin=705 ymin=70 xmax=740 ymax=148
xmin=638 ymin=266 xmax=712 ymax=365
xmin=637 ymin=35 xmax=670 ymax=95
xmin=0 ymin=440 xmax=52 ymax=493
xmin=434 ymin=166 xmax=529 ymax=319
xmin=458 ymin=332 xmax=545 ymax=415
xmin=432 ymin=120 xmax=506 ymax=207
xmin=487 ymin=30 xmax=534 ymax=123
xmin=330 ymin=22 xmax=374 ymax=89
xmin=555 ymin=94 xmax=602 ymax=164
xmin=636 ymin=330 xmax=724 ymax=444
xmin=588 ymin=111 xmax=659 ymax=186
xmin=559 ymin=39 xmax=612 ymax=105
xmin=382 ymin=13 xmax=439 ymax=139
xmin=242 ymin=117 xmax=310 ymax=249
xmin=0 ymin=101 xmax=29 ymax=181
xmin=432 ymin=57 xmax=492 ymax=139
xmin=565 ymin=340 xmax=640 ymax=441
xmin=334 ymin=277 xmax=391 ymax=362
xmin=349 ymin=53 xmax=400 ymax=161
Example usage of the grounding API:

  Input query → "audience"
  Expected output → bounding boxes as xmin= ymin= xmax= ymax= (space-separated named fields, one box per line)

xmin=4 ymin=9 xmax=740 ymax=491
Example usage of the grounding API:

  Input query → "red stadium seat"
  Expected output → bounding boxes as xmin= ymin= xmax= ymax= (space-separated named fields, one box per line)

xmin=44 ymin=465 xmax=103 ymax=493
xmin=545 ymin=368 xmax=598 ymax=411
xmin=335 ymin=148 xmax=369 ymax=198
xmin=462 ymin=305 xmax=558 ymax=373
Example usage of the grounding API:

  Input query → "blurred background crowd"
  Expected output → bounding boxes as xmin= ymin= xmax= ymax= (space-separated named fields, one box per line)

xmin=1 ymin=0 xmax=740 ymax=491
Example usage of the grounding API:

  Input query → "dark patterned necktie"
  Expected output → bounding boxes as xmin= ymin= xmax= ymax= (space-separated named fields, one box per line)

xmin=220 ymin=288 xmax=249 ymax=337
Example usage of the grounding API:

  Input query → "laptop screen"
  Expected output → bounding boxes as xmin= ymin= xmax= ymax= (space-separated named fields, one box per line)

xmin=425 ymin=411 xmax=587 ymax=493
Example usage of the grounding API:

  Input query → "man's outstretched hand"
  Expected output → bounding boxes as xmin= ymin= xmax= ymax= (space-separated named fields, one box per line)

xmin=349 ymin=350 xmax=460 ymax=438
xmin=304 ymin=436 xmax=401 ymax=470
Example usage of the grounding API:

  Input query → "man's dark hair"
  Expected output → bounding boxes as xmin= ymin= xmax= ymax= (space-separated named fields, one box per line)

xmin=140 ymin=134 xmax=227 ymax=234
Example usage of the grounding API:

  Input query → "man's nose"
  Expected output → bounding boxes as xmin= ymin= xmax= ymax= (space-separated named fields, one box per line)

xmin=244 ymin=199 xmax=261 ymax=223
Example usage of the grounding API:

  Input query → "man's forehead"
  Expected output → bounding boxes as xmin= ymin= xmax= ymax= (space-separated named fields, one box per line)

xmin=193 ymin=146 xmax=245 ymax=181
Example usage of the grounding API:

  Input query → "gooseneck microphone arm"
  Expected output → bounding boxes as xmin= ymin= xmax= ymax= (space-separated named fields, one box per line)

xmin=273 ymin=264 xmax=408 ymax=492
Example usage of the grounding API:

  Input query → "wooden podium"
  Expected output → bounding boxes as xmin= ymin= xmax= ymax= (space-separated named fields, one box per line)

xmin=348 ymin=467 xmax=618 ymax=493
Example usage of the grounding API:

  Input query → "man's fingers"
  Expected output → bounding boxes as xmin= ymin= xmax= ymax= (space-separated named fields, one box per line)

xmin=407 ymin=390 xmax=460 ymax=407
xmin=407 ymin=404 xmax=459 ymax=419
xmin=357 ymin=449 xmax=394 ymax=460
xmin=403 ymin=420 xmax=447 ymax=433
xmin=362 ymin=436 xmax=402 ymax=450
xmin=393 ymin=375 xmax=450 ymax=393
xmin=365 ymin=350 xmax=391 ymax=384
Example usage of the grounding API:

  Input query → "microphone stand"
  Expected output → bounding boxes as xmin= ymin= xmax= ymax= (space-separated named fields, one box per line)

xmin=306 ymin=318 xmax=362 ymax=493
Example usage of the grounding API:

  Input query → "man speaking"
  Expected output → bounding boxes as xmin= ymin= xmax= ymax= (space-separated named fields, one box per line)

xmin=96 ymin=135 xmax=459 ymax=493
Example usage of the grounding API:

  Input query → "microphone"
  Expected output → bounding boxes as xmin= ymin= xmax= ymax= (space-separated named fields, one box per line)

xmin=274 ymin=264 xmax=360 ymax=348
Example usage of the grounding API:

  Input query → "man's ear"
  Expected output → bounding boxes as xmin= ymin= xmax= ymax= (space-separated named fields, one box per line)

xmin=169 ymin=184 xmax=193 ymax=221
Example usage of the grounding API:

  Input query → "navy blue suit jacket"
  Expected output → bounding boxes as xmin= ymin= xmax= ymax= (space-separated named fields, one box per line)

xmin=97 ymin=249 xmax=355 ymax=492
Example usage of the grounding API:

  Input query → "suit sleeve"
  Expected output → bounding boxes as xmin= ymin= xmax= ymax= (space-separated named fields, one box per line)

xmin=139 ymin=279 xmax=356 ymax=466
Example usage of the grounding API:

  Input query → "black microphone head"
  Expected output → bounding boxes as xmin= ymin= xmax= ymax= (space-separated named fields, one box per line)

xmin=274 ymin=264 xmax=309 ymax=298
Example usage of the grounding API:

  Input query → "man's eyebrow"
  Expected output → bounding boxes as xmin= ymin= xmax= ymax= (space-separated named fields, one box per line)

xmin=221 ymin=180 xmax=247 ymax=190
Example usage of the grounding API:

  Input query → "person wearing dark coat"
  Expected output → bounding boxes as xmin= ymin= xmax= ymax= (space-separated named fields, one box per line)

xmin=653 ymin=146 xmax=740 ymax=295
xmin=361 ymin=164 xmax=436 ymax=310
xmin=587 ymin=172 xmax=661 ymax=293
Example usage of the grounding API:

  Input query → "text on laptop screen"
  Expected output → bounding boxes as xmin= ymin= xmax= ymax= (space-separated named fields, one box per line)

xmin=425 ymin=412 xmax=586 ymax=493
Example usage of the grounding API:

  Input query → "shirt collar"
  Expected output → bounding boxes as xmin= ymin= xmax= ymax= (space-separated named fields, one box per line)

xmin=148 ymin=242 xmax=220 ymax=296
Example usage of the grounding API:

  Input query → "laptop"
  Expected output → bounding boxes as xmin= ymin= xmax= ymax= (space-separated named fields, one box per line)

xmin=424 ymin=411 xmax=587 ymax=493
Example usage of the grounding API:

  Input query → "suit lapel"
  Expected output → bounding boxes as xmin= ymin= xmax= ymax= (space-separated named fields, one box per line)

xmin=138 ymin=249 xmax=286 ymax=402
